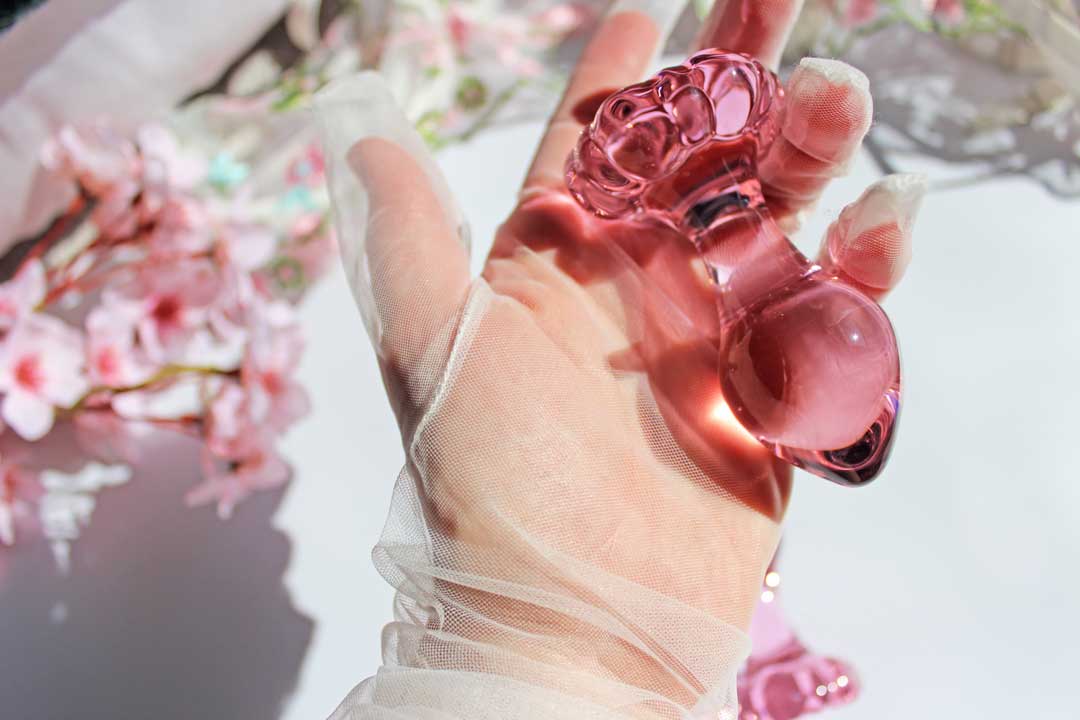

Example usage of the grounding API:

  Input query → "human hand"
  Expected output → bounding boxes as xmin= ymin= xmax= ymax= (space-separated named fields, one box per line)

xmin=319 ymin=1 xmax=924 ymax=716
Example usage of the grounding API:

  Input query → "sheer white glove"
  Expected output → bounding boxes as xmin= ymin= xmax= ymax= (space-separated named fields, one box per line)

xmin=316 ymin=1 xmax=923 ymax=718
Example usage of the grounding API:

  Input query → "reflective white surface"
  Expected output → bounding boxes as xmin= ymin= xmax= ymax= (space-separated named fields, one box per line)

xmin=279 ymin=118 xmax=1080 ymax=719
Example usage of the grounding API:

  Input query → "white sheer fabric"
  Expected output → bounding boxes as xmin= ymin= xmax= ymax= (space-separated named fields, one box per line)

xmin=0 ymin=0 xmax=288 ymax=252
xmin=316 ymin=71 xmax=781 ymax=720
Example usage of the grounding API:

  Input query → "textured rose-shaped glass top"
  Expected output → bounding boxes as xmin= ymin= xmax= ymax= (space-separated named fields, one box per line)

xmin=566 ymin=50 xmax=900 ymax=485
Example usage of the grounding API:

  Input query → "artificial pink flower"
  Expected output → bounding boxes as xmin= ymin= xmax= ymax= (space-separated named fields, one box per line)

xmin=289 ymin=211 xmax=323 ymax=239
xmin=393 ymin=1 xmax=583 ymax=76
xmin=206 ymin=246 xmax=286 ymax=353
xmin=149 ymin=196 xmax=214 ymax=257
xmin=924 ymin=0 xmax=965 ymax=24
xmin=135 ymin=124 xmax=206 ymax=202
xmin=45 ymin=123 xmax=206 ymax=243
xmin=135 ymin=125 xmax=210 ymax=250
xmin=203 ymin=379 xmax=262 ymax=459
xmin=92 ymin=177 xmax=148 ymax=240
xmin=85 ymin=305 xmax=157 ymax=387
xmin=0 ymin=315 xmax=89 ymax=441
xmin=267 ymin=227 xmax=336 ymax=300
xmin=285 ymin=144 xmax=326 ymax=188
xmin=0 ymin=259 xmax=46 ymax=331
xmin=189 ymin=440 xmax=289 ymax=519
xmin=828 ymin=0 xmax=880 ymax=27
xmin=44 ymin=124 xmax=150 ymax=240
xmin=209 ymin=255 xmax=291 ymax=355
xmin=496 ymin=44 xmax=544 ymax=77
xmin=216 ymin=223 xmax=277 ymax=271
xmin=41 ymin=123 xmax=139 ymax=197
xmin=207 ymin=266 xmax=258 ymax=345
xmin=445 ymin=5 xmax=476 ymax=57
xmin=454 ymin=4 xmax=545 ymax=77
xmin=106 ymin=259 xmax=222 ymax=363
xmin=242 ymin=322 xmax=310 ymax=433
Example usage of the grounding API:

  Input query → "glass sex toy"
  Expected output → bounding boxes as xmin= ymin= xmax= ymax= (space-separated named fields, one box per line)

xmin=738 ymin=554 xmax=860 ymax=719
xmin=566 ymin=50 xmax=900 ymax=485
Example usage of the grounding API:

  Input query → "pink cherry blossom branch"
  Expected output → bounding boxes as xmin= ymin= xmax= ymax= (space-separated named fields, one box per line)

xmin=66 ymin=363 xmax=238 ymax=414
xmin=17 ymin=195 xmax=88 ymax=269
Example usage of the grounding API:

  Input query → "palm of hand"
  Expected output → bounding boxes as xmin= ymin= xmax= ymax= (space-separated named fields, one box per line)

xmin=423 ymin=189 xmax=789 ymax=630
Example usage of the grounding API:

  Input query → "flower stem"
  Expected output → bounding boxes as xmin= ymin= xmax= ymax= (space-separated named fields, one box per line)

xmin=67 ymin=364 xmax=239 ymax=414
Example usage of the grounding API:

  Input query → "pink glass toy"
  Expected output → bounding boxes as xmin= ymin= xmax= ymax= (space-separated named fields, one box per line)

xmin=566 ymin=50 xmax=900 ymax=485
xmin=738 ymin=554 xmax=860 ymax=720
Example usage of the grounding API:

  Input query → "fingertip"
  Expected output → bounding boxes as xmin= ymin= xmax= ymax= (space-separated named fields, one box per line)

xmin=871 ymin=172 xmax=928 ymax=221
xmin=315 ymin=73 xmax=470 ymax=364
xmin=794 ymin=57 xmax=870 ymax=93
xmin=783 ymin=58 xmax=873 ymax=163
xmin=316 ymin=71 xmax=468 ymax=256
xmin=345 ymin=137 xmax=430 ymax=213
xmin=344 ymin=138 xmax=378 ymax=187
xmin=822 ymin=173 xmax=927 ymax=293
xmin=758 ymin=61 xmax=873 ymax=219
xmin=849 ymin=173 xmax=927 ymax=241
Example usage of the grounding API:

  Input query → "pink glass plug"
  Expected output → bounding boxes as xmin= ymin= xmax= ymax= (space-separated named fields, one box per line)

xmin=738 ymin=556 xmax=860 ymax=720
xmin=565 ymin=50 xmax=900 ymax=485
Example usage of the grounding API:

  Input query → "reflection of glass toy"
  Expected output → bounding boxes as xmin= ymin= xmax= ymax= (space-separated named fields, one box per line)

xmin=738 ymin=555 xmax=860 ymax=720
xmin=566 ymin=50 xmax=900 ymax=485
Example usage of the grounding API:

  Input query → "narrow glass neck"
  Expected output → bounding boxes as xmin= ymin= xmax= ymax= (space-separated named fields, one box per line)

xmin=689 ymin=191 xmax=813 ymax=321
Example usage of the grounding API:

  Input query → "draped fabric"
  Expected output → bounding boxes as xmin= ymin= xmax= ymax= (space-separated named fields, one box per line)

xmin=0 ymin=0 xmax=288 ymax=253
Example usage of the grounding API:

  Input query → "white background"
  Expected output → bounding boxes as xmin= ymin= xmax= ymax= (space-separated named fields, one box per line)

xmin=277 ymin=119 xmax=1080 ymax=720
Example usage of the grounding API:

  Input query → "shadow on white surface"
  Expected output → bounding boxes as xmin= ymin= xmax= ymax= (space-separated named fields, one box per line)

xmin=0 ymin=430 xmax=313 ymax=720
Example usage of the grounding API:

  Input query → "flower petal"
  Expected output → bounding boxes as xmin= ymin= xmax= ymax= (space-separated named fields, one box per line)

xmin=3 ymin=390 xmax=55 ymax=441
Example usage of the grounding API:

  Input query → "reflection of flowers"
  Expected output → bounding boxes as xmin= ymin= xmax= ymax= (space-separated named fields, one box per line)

xmin=0 ymin=450 xmax=38 ymax=546
xmin=242 ymin=322 xmax=310 ymax=434
xmin=190 ymin=378 xmax=292 ymax=518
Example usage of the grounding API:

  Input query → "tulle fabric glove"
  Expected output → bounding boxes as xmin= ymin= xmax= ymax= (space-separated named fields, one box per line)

xmin=316 ymin=1 xmax=924 ymax=718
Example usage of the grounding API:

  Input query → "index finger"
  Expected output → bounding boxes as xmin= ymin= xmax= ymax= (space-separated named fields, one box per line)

xmin=693 ymin=0 xmax=805 ymax=69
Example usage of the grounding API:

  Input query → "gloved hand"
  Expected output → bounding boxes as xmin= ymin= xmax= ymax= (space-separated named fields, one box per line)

xmin=317 ymin=1 xmax=924 ymax=718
